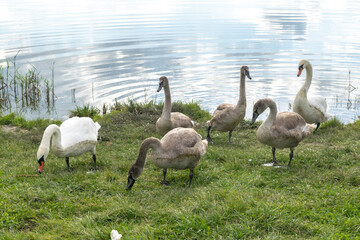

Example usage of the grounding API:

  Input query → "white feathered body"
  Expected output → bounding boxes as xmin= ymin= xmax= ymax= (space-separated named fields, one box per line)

xmin=37 ymin=117 xmax=101 ymax=159
xmin=293 ymin=88 xmax=330 ymax=124
xmin=293 ymin=59 xmax=331 ymax=124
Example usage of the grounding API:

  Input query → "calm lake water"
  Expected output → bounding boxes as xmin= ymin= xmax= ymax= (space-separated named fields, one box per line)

xmin=1 ymin=0 xmax=360 ymax=122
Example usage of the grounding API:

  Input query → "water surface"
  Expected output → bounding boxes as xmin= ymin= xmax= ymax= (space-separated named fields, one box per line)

xmin=1 ymin=0 xmax=360 ymax=122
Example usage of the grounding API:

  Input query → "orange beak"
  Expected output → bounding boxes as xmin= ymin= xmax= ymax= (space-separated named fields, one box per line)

xmin=297 ymin=67 xmax=303 ymax=77
xmin=38 ymin=161 xmax=44 ymax=174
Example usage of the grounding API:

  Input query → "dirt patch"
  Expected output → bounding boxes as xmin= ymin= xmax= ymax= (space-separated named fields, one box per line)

xmin=1 ymin=125 xmax=29 ymax=133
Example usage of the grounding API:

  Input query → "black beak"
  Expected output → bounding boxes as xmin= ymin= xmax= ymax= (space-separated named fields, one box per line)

xmin=38 ymin=156 xmax=45 ymax=174
xmin=157 ymin=82 xmax=164 ymax=92
xmin=297 ymin=65 xmax=304 ymax=77
xmin=245 ymin=70 xmax=252 ymax=80
xmin=250 ymin=112 xmax=259 ymax=125
xmin=126 ymin=175 xmax=136 ymax=190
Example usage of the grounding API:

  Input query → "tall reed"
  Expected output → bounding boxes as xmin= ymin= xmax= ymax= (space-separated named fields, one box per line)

xmin=0 ymin=53 xmax=56 ymax=113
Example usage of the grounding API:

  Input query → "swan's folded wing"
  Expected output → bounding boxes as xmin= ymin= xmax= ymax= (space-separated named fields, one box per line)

xmin=271 ymin=125 xmax=303 ymax=141
xmin=214 ymin=103 xmax=233 ymax=112
xmin=272 ymin=112 xmax=307 ymax=140
xmin=161 ymin=128 xmax=205 ymax=158
xmin=170 ymin=112 xmax=193 ymax=128
xmin=60 ymin=117 xmax=99 ymax=149
xmin=308 ymin=96 xmax=328 ymax=115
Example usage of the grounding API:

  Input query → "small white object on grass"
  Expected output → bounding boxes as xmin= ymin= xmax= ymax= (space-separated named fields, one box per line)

xmin=110 ymin=230 xmax=122 ymax=240
xmin=262 ymin=162 xmax=275 ymax=167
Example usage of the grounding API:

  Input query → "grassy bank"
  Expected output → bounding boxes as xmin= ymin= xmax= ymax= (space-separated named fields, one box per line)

xmin=0 ymin=102 xmax=360 ymax=239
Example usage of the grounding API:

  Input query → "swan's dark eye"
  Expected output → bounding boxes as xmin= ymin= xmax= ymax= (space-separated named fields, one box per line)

xmin=38 ymin=155 xmax=45 ymax=164
xmin=298 ymin=64 xmax=304 ymax=70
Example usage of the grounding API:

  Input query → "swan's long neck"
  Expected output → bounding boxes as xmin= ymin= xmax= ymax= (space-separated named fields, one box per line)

xmin=237 ymin=72 xmax=246 ymax=107
xmin=302 ymin=63 xmax=313 ymax=93
xmin=39 ymin=124 xmax=63 ymax=155
xmin=161 ymin=81 xmax=171 ymax=120
xmin=134 ymin=137 xmax=162 ymax=169
xmin=261 ymin=100 xmax=278 ymax=130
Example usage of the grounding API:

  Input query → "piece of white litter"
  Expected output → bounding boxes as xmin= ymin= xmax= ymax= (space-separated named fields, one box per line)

xmin=262 ymin=162 xmax=287 ymax=168
xmin=274 ymin=165 xmax=287 ymax=169
xmin=262 ymin=162 xmax=275 ymax=167
xmin=248 ymin=159 xmax=252 ymax=162
xmin=110 ymin=229 xmax=122 ymax=240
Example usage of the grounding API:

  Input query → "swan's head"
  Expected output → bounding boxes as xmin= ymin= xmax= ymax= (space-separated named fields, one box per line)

xmin=297 ymin=59 xmax=309 ymax=77
xmin=241 ymin=66 xmax=252 ymax=80
xmin=37 ymin=146 xmax=49 ymax=174
xmin=157 ymin=76 xmax=168 ymax=92
xmin=126 ymin=164 xmax=143 ymax=190
xmin=251 ymin=98 xmax=270 ymax=125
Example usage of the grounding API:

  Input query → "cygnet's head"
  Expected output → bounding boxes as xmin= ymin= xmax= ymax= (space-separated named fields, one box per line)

xmin=240 ymin=66 xmax=252 ymax=80
xmin=250 ymin=98 xmax=272 ymax=125
xmin=126 ymin=164 xmax=143 ymax=190
xmin=157 ymin=76 xmax=169 ymax=92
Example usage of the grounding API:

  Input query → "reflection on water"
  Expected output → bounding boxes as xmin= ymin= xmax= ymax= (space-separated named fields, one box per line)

xmin=0 ymin=0 xmax=360 ymax=122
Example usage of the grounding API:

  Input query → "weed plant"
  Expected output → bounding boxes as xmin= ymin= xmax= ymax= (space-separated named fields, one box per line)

xmin=0 ymin=54 xmax=56 ymax=113
xmin=69 ymin=104 xmax=101 ymax=119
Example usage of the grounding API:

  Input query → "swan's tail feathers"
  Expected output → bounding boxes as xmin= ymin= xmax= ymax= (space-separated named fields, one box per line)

xmin=324 ymin=112 xmax=332 ymax=121
xmin=95 ymin=122 xmax=101 ymax=131
xmin=202 ymin=139 xmax=208 ymax=149
xmin=200 ymin=139 xmax=208 ymax=156
xmin=302 ymin=124 xmax=314 ymax=137
xmin=191 ymin=120 xmax=199 ymax=127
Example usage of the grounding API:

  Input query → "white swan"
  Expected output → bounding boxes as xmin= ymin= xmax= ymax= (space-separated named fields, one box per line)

xmin=37 ymin=117 xmax=101 ymax=173
xmin=156 ymin=76 xmax=193 ymax=136
xmin=293 ymin=59 xmax=331 ymax=133
xmin=126 ymin=128 xmax=208 ymax=190
xmin=207 ymin=66 xmax=252 ymax=143
xmin=251 ymin=98 xmax=313 ymax=166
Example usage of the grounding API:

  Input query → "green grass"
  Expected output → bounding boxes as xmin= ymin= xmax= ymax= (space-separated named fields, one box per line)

xmin=1 ymin=106 xmax=360 ymax=239
xmin=110 ymin=99 xmax=211 ymax=122
xmin=0 ymin=112 xmax=61 ymax=130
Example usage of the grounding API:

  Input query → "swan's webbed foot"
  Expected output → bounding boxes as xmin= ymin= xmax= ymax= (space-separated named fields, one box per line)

xmin=161 ymin=180 xmax=170 ymax=185
xmin=272 ymin=159 xmax=279 ymax=166
xmin=263 ymin=147 xmax=279 ymax=167
xmin=272 ymin=147 xmax=279 ymax=165
xmin=161 ymin=168 xmax=170 ymax=185
xmin=65 ymin=157 xmax=73 ymax=172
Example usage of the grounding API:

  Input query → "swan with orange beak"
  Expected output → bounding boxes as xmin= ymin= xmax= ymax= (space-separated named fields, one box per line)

xmin=37 ymin=117 xmax=100 ymax=173
xmin=293 ymin=59 xmax=331 ymax=133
